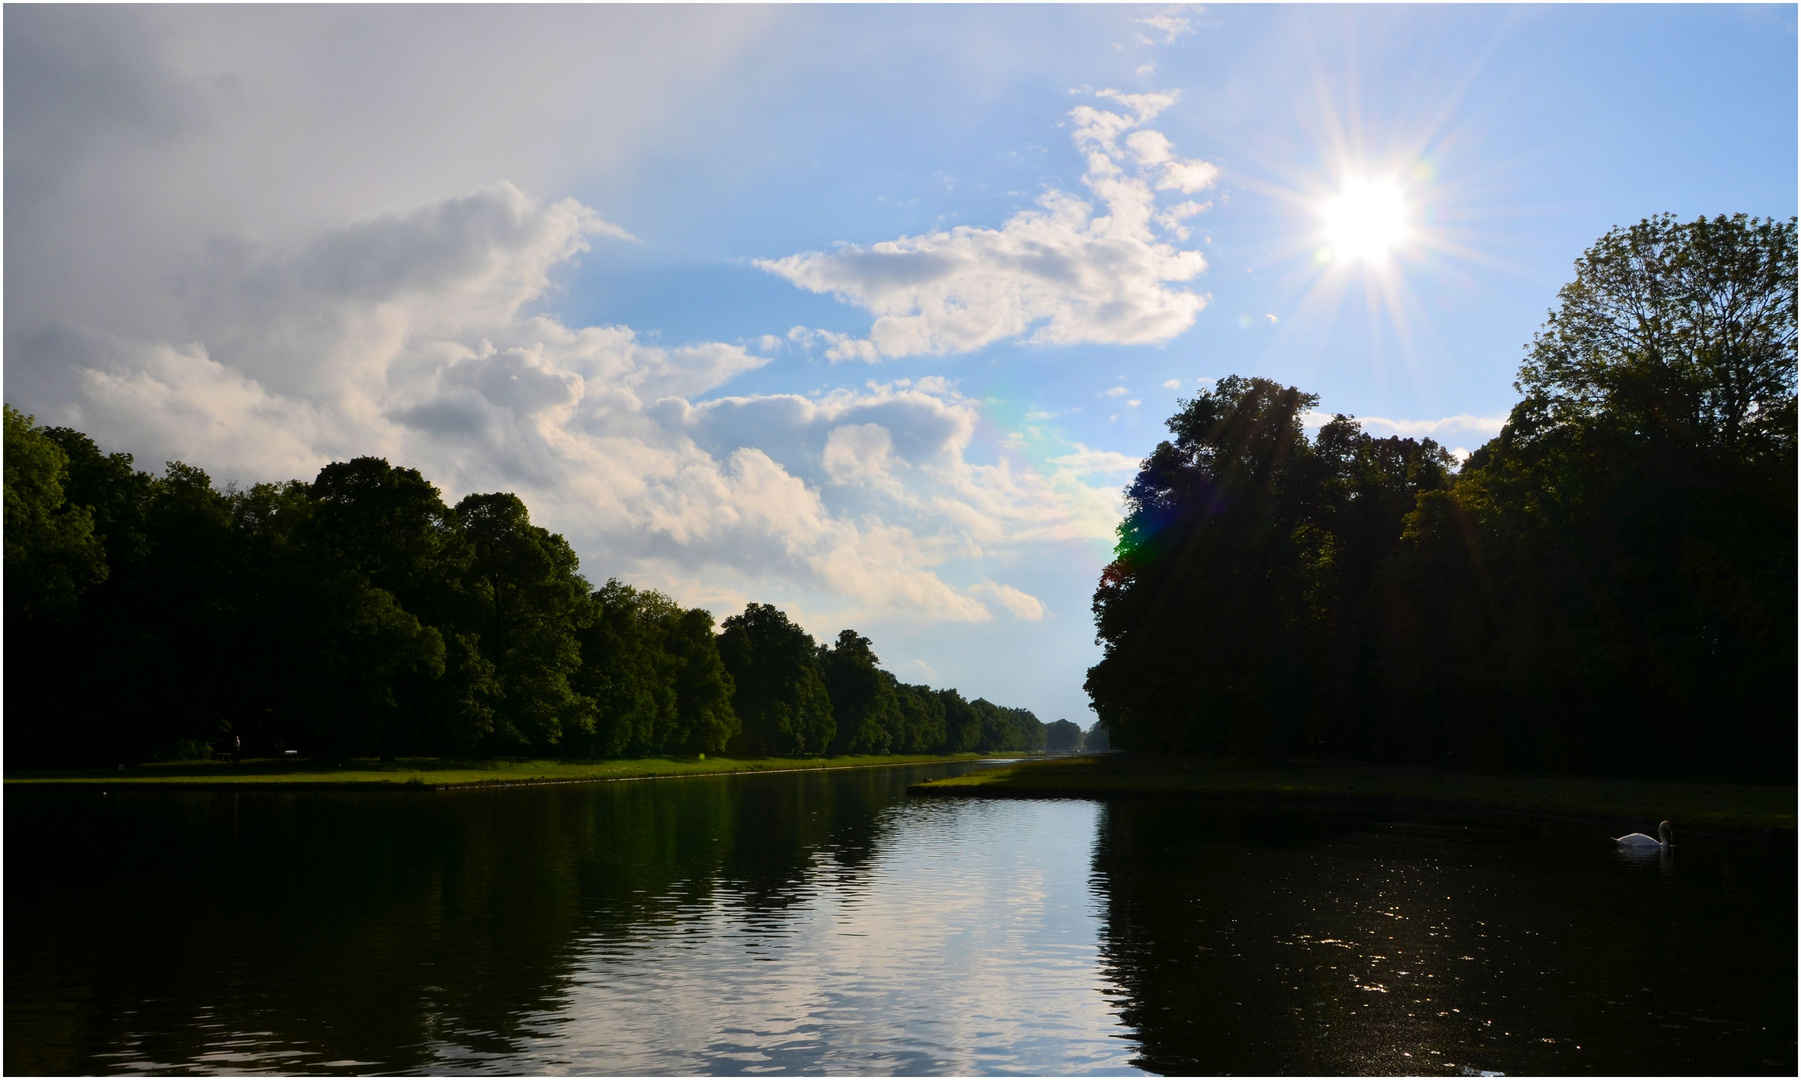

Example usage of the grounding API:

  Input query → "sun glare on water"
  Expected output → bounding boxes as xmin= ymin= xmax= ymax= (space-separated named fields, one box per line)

xmin=1320 ymin=179 xmax=1410 ymax=264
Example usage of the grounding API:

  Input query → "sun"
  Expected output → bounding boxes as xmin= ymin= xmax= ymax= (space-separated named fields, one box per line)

xmin=1320 ymin=179 xmax=1410 ymax=264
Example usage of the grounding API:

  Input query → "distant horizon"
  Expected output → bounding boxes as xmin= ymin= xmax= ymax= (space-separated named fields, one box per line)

xmin=6 ymin=4 xmax=1795 ymax=724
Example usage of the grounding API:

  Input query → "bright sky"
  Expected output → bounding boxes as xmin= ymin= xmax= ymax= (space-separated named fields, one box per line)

xmin=6 ymin=5 xmax=1795 ymax=725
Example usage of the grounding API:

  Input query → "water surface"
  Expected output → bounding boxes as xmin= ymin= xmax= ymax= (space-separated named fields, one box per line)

xmin=6 ymin=765 xmax=1793 ymax=1074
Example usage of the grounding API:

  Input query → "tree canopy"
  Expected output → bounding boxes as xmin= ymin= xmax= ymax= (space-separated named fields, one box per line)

xmin=1087 ymin=214 xmax=1796 ymax=781
xmin=3 ymin=437 xmax=1046 ymax=766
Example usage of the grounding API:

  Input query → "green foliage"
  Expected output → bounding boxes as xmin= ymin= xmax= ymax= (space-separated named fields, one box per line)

xmin=1516 ymin=213 xmax=1796 ymax=456
xmin=886 ymin=677 xmax=948 ymax=753
xmin=718 ymin=604 xmax=835 ymax=755
xmin=1045 ymin=719 xmax=1085 ymax=752
xmin=455 ymin=492 xmax=594 ymax=752
xmin=576 ymin=580 xmax=739 ymax=756
xmin=4 ymin=407 xmax=106 ymax=621
xmin=4 ymin=424 xmax=1040 ymax=767
xmin=821 ymin=630 xmax=899 ymax=755
xmin=1089 ymin=214 xmax=1796 ymax=781
xmin=666 ymin=607 xmax=739 ymax=754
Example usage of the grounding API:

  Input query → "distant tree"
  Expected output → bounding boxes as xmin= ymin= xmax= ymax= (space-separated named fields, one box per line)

xmin=718 ymin=603 xmax=834 ymax=755
xmin=886 ymin=677 xmax=948 ymax=753
xmin=937 ymin=689 xmax=983 ymax=753
xmin=573 ymin=581 xmax=738 ymax=756
xmin=5 ymin=415 xmax=1044 ymax=768
xmin=1083 ymin=722 xmax=1111 ymax=752
xmin=665 ymin=606 xmax=738 ymax=754
xmin=1045 ymin=719 xmax=1085 ymax=753
xmin=821 ymin=630 xmax=899 ymax=755
xmin=578 ymin=580 xmax=679 ymax=756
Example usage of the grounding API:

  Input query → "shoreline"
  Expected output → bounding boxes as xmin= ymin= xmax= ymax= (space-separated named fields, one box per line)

xmin=909 ymin=754 xmax=1797 ymax=842
xmin=4 ymin=752 xmax=1012 ymax=792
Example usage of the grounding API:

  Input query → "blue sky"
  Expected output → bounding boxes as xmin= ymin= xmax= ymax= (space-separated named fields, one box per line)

xmin=7 ymin=5 xmax=1795 ymax=725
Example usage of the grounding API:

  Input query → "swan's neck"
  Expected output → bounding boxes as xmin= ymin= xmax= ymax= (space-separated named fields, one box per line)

xmin=1658 ymin=822 xmax=1671 ymax=845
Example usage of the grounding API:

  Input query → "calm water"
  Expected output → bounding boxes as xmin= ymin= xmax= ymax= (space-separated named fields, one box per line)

xmin=6 ymin=764 xmax=1795 ymax=1075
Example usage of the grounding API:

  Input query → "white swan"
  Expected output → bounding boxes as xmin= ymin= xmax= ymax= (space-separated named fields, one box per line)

xmin=1614 ymin=820 xmax=1672 ymax=848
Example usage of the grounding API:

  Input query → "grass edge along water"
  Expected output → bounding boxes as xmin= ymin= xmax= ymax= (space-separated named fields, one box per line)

xmin=5 ymin=752 xmax=1003 ymax=790
xmin=910 ymin=754 xmax=1796 ymax=837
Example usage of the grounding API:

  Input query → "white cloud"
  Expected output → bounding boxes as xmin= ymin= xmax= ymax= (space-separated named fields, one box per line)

xmin=898 ymin=658 xmax=937 ymax=681
xmin=969 ymin=581 xmax=1048 ymax=621
xmin=821 ymin=422 xmax=899 ymax=488
xmin=1103 ymin=386 xmax=1130 ymax=397
xmin=1135 ymin=10 xmax=1195 ymax=45
xmin=1161 ymin=379 xmax=1182 ymax=389
xmin=788 ymin=326 xmax=883 ymax=364
xmin=12 ymin=183 xmax=1124 ymax=627
xmin=1302 ymin=411 xmax=1507 ymax=442
xmin=755 ymin=88 xmax=1215 ymax=359
xmin=1048 ymin=447 xmax=1141 ymax=475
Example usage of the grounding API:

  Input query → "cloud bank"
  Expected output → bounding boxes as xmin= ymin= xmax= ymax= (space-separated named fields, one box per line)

xmin=11 ymin=183 xmax=1119 ymax=626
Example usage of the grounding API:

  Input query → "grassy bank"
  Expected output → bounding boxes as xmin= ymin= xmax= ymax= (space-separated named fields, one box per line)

xmin=911 ymin=754 xmax=1796 ymax=835
xmin=6 ymin=752 xmax=997 ymax=790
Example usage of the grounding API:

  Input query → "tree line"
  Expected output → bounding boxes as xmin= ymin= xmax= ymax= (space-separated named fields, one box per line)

xmin=4 ymin=426 xmax=1047 ymax=766
xmin=1087 ymin=214 xmax=1796 ymax=781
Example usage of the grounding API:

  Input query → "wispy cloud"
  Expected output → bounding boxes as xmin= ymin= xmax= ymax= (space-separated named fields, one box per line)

xmin=968 ymin=581 xmax=1048 ymax=621
xmin=1135 ymin=8 xmax=1196 ymax=45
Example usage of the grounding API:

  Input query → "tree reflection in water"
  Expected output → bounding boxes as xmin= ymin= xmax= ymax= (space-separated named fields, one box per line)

xmin=6 ymin=765 xmax=934 ymax=1075
xmin=1090 ymin=801 xmax=1796 ymax=1076
xmin=10 ymin=778 xmax=1794 ymax=1076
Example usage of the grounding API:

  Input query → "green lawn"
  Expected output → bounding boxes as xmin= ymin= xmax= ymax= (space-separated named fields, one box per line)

xmin=911 ymin=753 xmax=1796 ymax=834
xmin=6 ymin=752 xmax=995 ymax=789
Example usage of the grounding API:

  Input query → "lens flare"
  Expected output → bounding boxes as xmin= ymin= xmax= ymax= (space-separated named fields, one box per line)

xmin=1320 ymin=179 xmax=1409 ymax=263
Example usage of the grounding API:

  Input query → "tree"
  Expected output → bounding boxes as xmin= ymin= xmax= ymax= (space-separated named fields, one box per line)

xmin=1516 ymin=214 xmax=1796 ymax=456
xmin=1045 ymin=719 xmax=1085 ymax=752
xmin=665 ymin=607 xmax=738 ymax=754
xmin=456 ymin=492 xmax=595 ymax=753
xmin=1086 ymin=376 xmax=1455 ymax=761
xmin=821 ymin=630 xmax=899 ymax=755
xmin=4 ymin=407 xmax=106 ymax=622
xmin=718 ymin=603 xmax=834 ymax=755
xmin=1373 ymin=214 xmax=1797 ymax=779
xmin=308 ymin=457 xmax=466 ymax=621
xmin=886 ymin=677 xmax=947 ymax=753
xmin=579 ymin=580 xmax=679 ymax=756
xmin=937 ymin=689 xmax=983 ymax=753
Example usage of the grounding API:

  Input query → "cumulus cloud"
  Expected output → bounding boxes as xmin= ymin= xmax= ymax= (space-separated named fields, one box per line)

xmin=10 ymin=183 xmax=1124 ymax=626
xmin=755 ymin=88 xmax=1216 ymax=359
